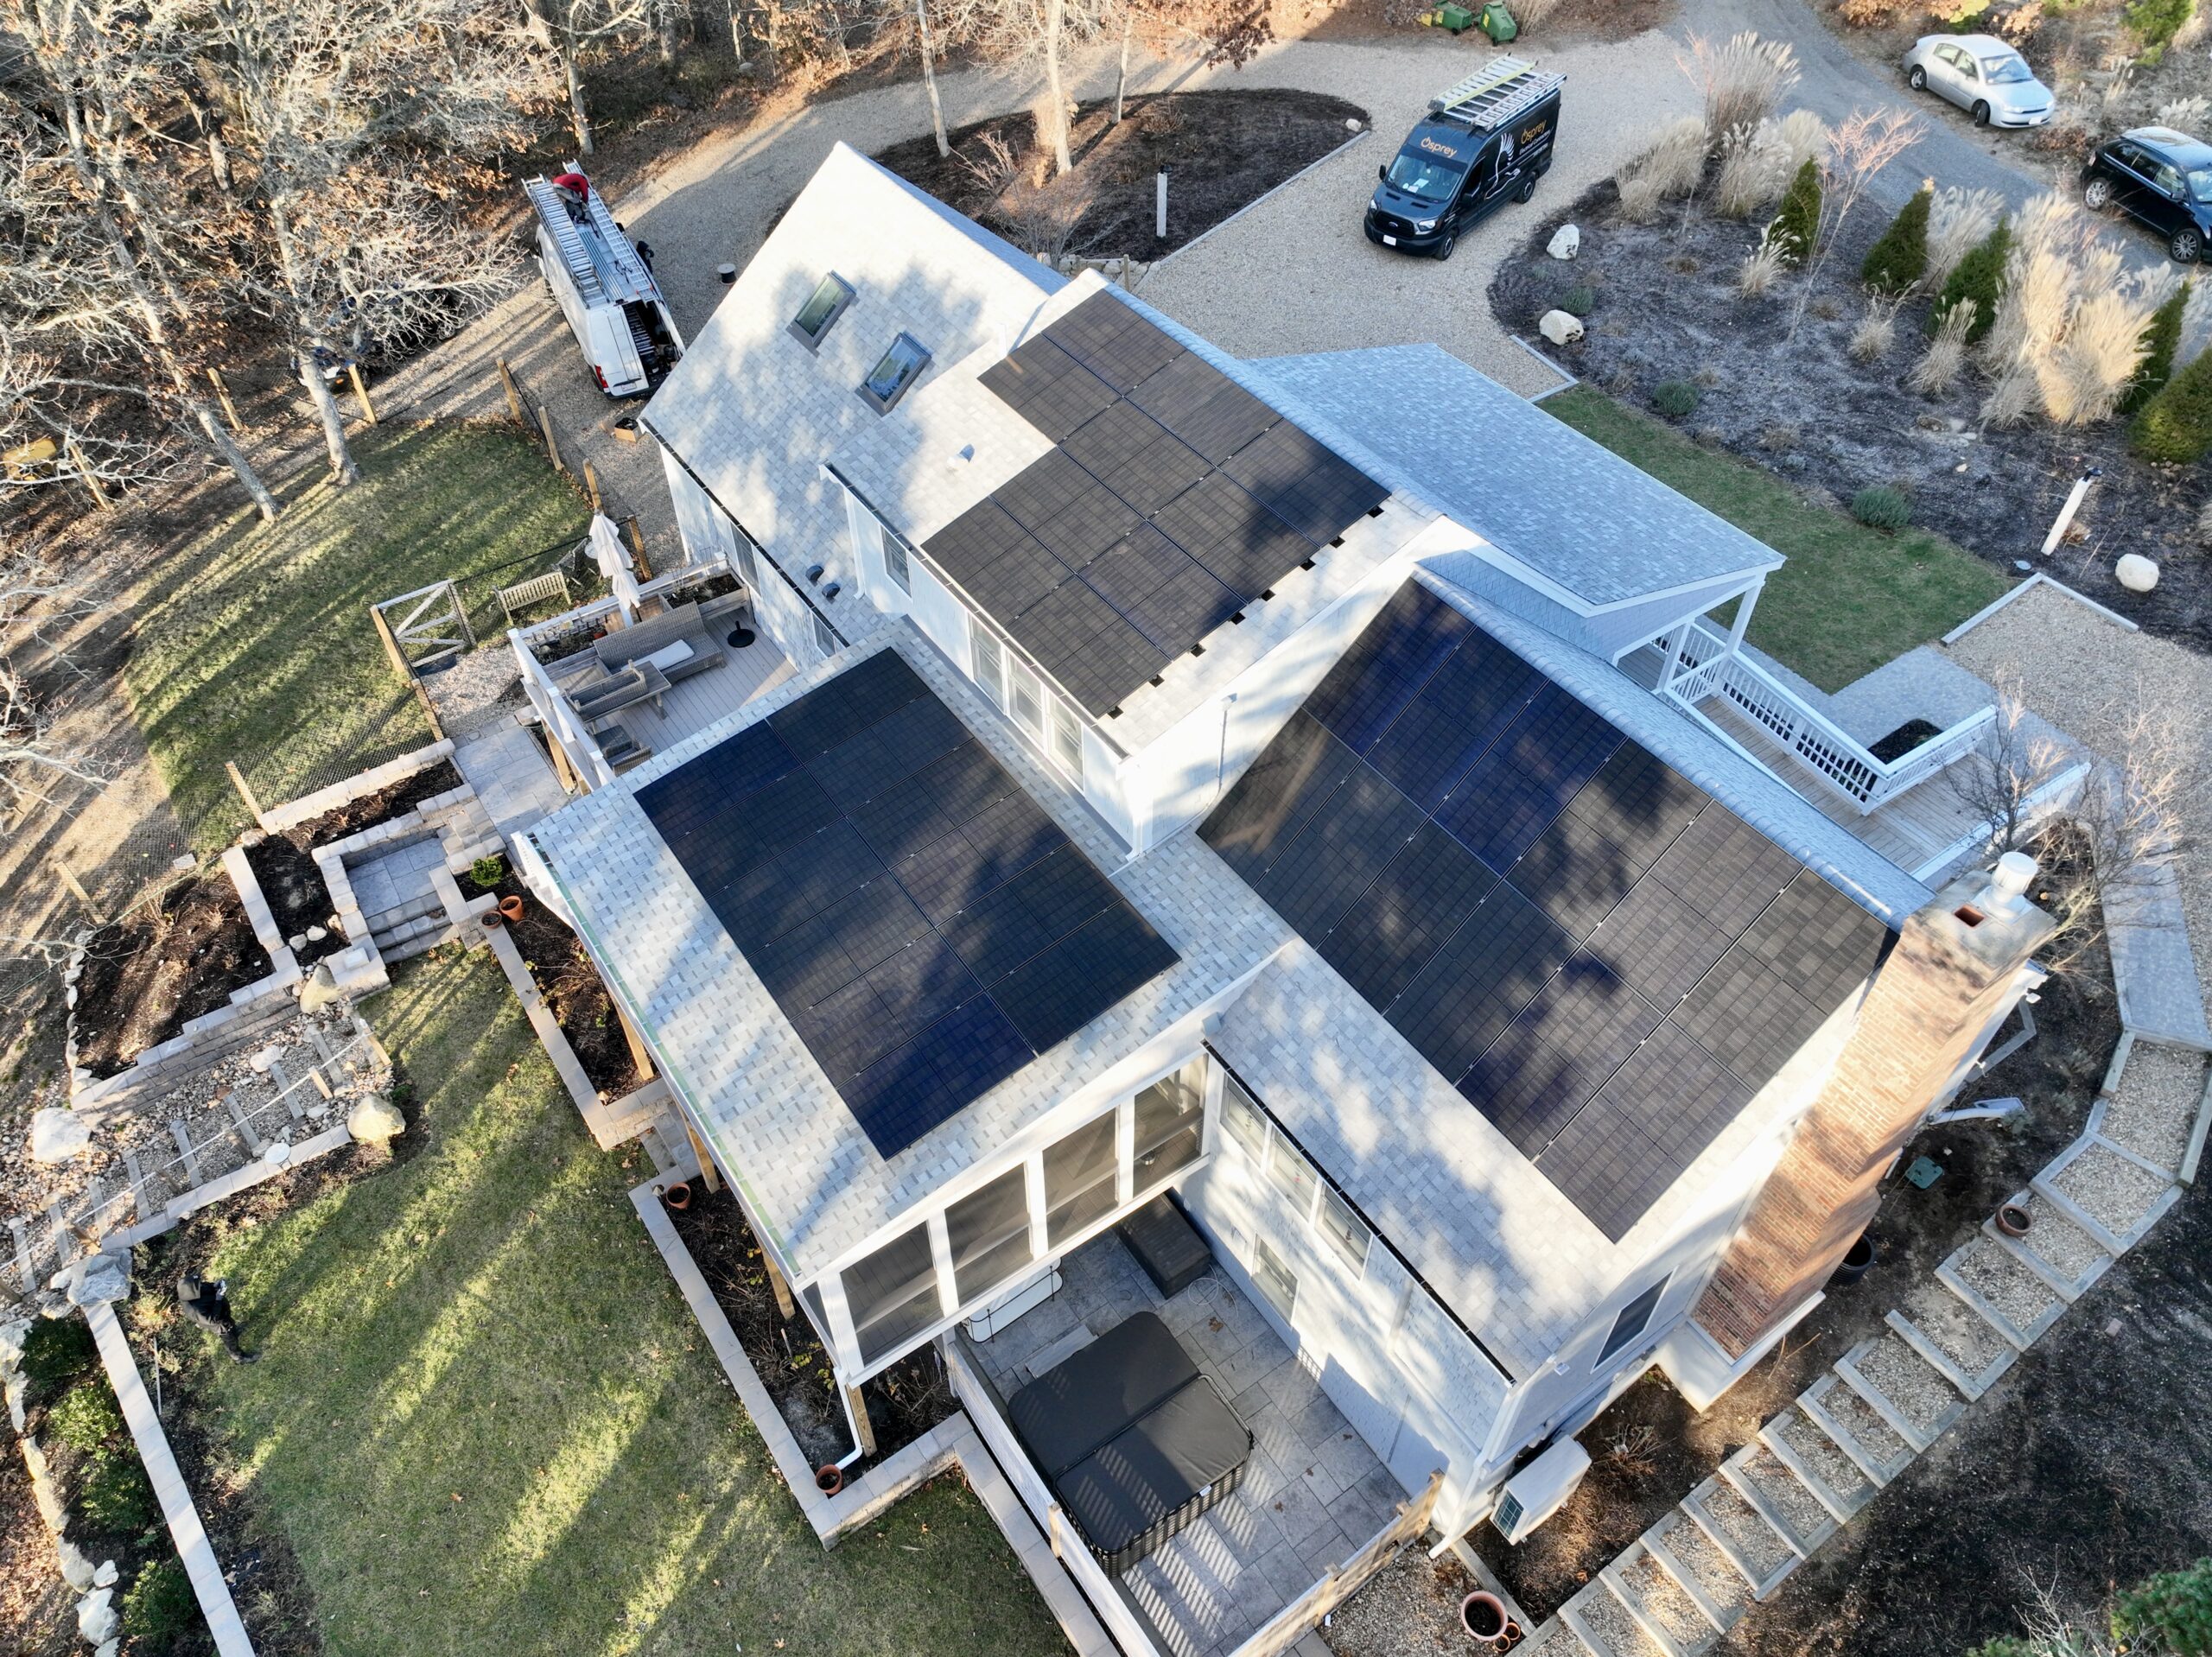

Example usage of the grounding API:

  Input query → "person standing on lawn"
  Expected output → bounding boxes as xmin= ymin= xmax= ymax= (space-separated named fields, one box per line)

xmin=175 ymin=1274 xmax=257 ymax=1363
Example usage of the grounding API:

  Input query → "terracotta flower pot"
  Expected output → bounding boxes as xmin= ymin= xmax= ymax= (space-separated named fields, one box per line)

xmin=661 ymin=1180 xmax=692 ymax=1212
xmin=1461 ymin=1590 xmax=1509 ymax=1644
xmin=815 ymin=1463 xmax=844 ymax=1495
xmin=1996 ymin=1202 xmax=2033 ymax=1238
xmin=498 ymin=895 xmax=525 ymax=923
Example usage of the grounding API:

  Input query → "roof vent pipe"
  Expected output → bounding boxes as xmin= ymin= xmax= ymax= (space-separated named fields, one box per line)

xmin=1986 ymin=851 xmax=2038 ymax=918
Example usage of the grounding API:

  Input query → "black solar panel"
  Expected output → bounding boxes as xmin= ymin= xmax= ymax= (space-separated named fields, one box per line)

xmin=1198 ymin=578 xmax=1898 ymax=1239
xmin=639 ymin=651 xmax=1179 ymax=1159
xmin=957 ymin=289 xmax=1386 ymax=708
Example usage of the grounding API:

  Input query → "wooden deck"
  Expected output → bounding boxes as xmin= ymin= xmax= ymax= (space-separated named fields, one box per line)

xmin=550 ymin=630 xmax=793 ymax=773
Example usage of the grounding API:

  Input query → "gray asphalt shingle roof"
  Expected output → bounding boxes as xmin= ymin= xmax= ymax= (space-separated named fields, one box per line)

xmin=1255 ymin=345 xmax=1783 ymax=609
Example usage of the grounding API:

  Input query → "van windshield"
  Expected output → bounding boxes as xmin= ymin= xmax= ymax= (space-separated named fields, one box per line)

xmin=1386 ymin=150 xmax=1468 ymax=202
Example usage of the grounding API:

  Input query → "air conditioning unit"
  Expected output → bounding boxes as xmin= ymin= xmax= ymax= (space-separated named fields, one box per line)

xmin=1490 ymin=1438 xmax=1592 ymax=1543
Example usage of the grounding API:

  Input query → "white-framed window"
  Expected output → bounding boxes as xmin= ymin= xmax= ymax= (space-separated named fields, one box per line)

xmin=1598 ymin=1275 xmax=1670 ymax=1366
xmin=1133 ymin=1058 xmax=1206 ymax=1194
xmin=811 ymin=610 xmax=836 ymax=659
xmin=1313 ymin=1184 xmax=1372 ymax=1276
xmin=1266 ymin=1135 xmax=1319 ymax=1220
xmin=1252 ymin=1235 xmax=1299 ymax=1324
xmin=1047 ymin=697 xmax=1085 ymax=784
xmin=883 ymin=530 xmax=912 ymax=594
xmin=1221 ymin=1075 xmax=1268 ymax=1159
xmin=1007 ymin=658 xmax=1047 ymax=742
xmin=728 ymin=524 xmax=758 ymax=587
xmin=970 ymin=625 xmax=1007 ymax=708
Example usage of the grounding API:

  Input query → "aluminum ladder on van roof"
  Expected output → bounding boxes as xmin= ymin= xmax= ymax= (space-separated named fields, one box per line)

xmin=576 ymin=185 xmax=661 ymax=305
xmin=525 ymin=175 xmax=607 ymax=307
xmin=1428 ymin=56 xmax=1566 ymax=130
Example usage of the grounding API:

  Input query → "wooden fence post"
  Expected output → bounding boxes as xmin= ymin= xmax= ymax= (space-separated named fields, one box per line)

xmin=225 ymin=760 xmax=267 ymax=829
xmin=207 ymin=367 xmax=245 ymax=433
xmin=346 ymin=364 xmax=378 ymax=425
xmin=54 ymin=860 xmax=93 ymax=909
xmin=496 ymin=357 xmax=528 ymax=429
xmin=625 ymin=517 xmax=652 ymax=580
xmin=614 ymin=999 xmax=657 ymax=1082
xmin=582 ymin=460 xmax=604 ymax=515
xmin=537 ymin=403 xmax=563 ymax=472
xmin=846 ymin=1384 xmax=878 ymax=1457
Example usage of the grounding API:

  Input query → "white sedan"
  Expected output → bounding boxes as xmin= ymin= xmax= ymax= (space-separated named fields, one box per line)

xmin=1903 ymin=34 xmax=2056 ymax=128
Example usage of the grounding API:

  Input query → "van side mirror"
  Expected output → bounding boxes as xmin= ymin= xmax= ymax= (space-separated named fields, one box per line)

xmin=1378 ymin=164 xmax=1389 ymax=182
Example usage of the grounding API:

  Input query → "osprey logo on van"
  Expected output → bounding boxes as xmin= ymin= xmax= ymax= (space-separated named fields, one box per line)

xmin=1417 ymin=135 xmax=1463 ymax=159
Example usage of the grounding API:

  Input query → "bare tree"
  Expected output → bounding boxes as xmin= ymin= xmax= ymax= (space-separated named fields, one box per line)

xmin=536 ymin=0 xmax=652 ymax=151
xmin=0 ymin=0 xmax=281 ymax=518
xmin=1786 ymin=106 xmax=1923 ymax=339
xmin=178 ymin=0 xmax=550 ymax=484
xmin=917 ymin=0 xmax=950 ymax=156
xmin=1106 ymin=0 xmax=1270 ymax=124
xmin=1948 ymin=677 xmax=2189 ymax=969
xmin=0 ymin=541 xmax=108 ymax=808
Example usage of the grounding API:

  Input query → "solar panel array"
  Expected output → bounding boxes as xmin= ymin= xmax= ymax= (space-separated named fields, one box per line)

xmin=639 ymin=650 xmax=1179 ymax=1159
xmin=928 ymin=292 xmax=1389 ymax=715
xmin=1200 ymin=582 xmax=1894 ymax=1241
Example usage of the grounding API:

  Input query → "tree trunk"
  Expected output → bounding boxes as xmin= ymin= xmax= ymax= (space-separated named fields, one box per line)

xmin=657 ymin=0 xmax=677 ymax=63
xmin=563 ymin=32 xmax=594 ymax=154
xmin=726 ymin=0 xmax=746 ymax=63
xmin=519 ymin=0 xmax=555 ymax=49
xmin=190 ymin=404 xmax=280 ymax=520
xmin=916 ymin=0 xmax=948 ymax=157
xmin=1113 ymin=11 xmax=1131 ymax=124
xmin=299 ymin=352 xmax=360 ymax=486
xmin=1044 ymin=0 xmax=1071 ymax=175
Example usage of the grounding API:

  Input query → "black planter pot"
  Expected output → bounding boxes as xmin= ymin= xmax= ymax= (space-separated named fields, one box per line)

xmin=1833 ymin=1232 xmax=1877 ymax=1286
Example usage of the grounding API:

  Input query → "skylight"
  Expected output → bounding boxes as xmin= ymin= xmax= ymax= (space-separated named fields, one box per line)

xmin=860 ymin=332 xmax=931 ymax=414
xmin=789 ymin=273 xmax=854 ymax=350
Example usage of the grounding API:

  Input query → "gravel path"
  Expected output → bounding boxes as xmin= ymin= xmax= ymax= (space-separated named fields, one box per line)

xmin=1902 ymin=1281 xmax=2012 ymax=1380
xmin=1661 ymin=1514 xmax=1751 ymax=1617
xmin=1574 ymin=1577 xmax=1666 ymax=1657
xmin=2019 ymin=1198 xmax=2113 ymax=1286
xmin=1773 ymin=1409 xmax=1871 ymax=1506
xmin=1738 ymin=1445 xmax=1829 ymax=1543
xmin=2103 ymin=1042 xmax=2209 ymax=1171
xmin=1955 ymin=1233 xmax=2064 ymax=1331
xmin=1945 ymin=585 xmax=2212 ymax=1032
xmin=1701 ymin=1480 xmax=1794 ymax=1578
xmin=1821 ymin=1379 xmax=1911 ymax=1470
xmin=2053 ymin=1140 xmax=2173 ymax=1237
xmin=1855 ymin=1333 xmax=1961 ymax=1437
xmin=1625 ymin=1548 xmax=1711 ymax=1650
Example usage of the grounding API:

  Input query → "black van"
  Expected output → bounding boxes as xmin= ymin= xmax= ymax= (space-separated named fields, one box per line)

xmin=1365 ymin=60 xmax=1563 ymax=262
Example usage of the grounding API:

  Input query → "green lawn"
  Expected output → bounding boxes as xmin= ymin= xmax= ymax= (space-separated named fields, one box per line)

xmin=124 ymin=424 xmax=590 ymax=849
xmin=1541 ymin=388 xmax=2010 ymax=692
xmin=160 ymin=951 xmax=1062 ymax=1657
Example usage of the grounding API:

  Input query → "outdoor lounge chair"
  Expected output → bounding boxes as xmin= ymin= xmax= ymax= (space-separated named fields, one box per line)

xmin=592 ymin=599 xmax=726 ymax=684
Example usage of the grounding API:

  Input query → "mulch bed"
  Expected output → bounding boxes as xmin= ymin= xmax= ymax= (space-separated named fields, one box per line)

xmin=241 ymin=761 xmax=465 ymax=970
xmin=1488 ymin=180 xmax=2212 ymax=649
xmin=493 ymin=879 xmax=645 ymax=1101
xmin=666 ymin=1186 xmax=957 ymax=1473
xmin=873 ymin=87 xmax=1368 ymax=261
xmin=72 ymin=874 xmax=273 ymax=1081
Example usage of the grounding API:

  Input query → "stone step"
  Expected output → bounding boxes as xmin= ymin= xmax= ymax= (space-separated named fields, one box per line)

xmin=1518 ymin=1622 xmax=1599 ymax=1657
xmin=378 ymin=922 xmax=459 ymax=967
xmin=1759 ymin=1406 xmax=1873 ymax=1521
xmin=2034 ymin=1136 xmax=2175 ymax=1253
xmin=1645 ymin=1514 xmax=1747 ymax=1634
xmin=365 ymin=889 xmax=444 ymax=935
xmin=1840 ymin=1333 xmax=1966 ymax=1451
xmin=1719 ymin=1444 xmax=1833 ymax=1557
xmin=1885 ymin=1305 xmax=2015 ymax=1403
xmin=1681 ymin=1476 xmax=1797 ymax=1602
xmin=1564 ymin=1577 xmax=1668 ymax=1657
xmin=1797 ymin=1372 xmax=1913 ymax=1487
xmin=1942 ymin=1235 xmax=2064 ymax=1348
xmin=1609 ymin=1542 xmax=1719 ymax=1657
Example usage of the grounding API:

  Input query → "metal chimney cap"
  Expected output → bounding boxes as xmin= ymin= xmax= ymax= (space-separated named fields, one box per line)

xmin=1988 ymin=850 xmax=2038 ymax=914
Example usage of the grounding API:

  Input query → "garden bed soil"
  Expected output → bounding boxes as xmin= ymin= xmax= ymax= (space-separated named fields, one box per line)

xmin=666 ymin=1186 xmax=957 ymax=1472
xmin=1299 ymin=0 xmax=1671 ymax=45
xmin=1472 ymin=833 xmax=2119 ymax=1620
xmin=1488 ymin=181 xmax=2212 ymax=650
xmin=242 ymin=760 xmax=465 ymax=969
xmin=1323 ymin=1543 xmax=1482 ymax=1656
xmin=872 ymin=88 xmax=1368 ymax=261
xmin=493 ymin=879 xmax=645 ymax=1100
xmin=71 ymin=873 xmax=274 ymax=1080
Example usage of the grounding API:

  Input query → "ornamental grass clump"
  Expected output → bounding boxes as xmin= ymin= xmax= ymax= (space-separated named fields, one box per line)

xmin=1910 ymin=298 xmax=1977 ymax=395
xmin=1851 ymin=486 xmax=1912 ymax=532
xmin=1850 ymin=294 xmax=1904 ymax=360
xmin=1617 ymin=117 xmax=1706 ymax=223
xmin=1925 ymin=184 xmax=2004 ymax=286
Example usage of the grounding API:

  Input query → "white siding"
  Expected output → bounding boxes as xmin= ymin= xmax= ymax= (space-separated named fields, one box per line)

xmin=664 ymin=446 xmax=738 ymax=567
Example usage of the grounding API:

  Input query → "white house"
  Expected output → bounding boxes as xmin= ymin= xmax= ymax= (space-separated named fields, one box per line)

xmin=515 ymin=143 xmax=2073 ymax=1657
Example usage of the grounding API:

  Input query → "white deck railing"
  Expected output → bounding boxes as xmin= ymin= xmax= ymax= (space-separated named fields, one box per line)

xmin=1662 ymin=619 xmax=1993 ymax=814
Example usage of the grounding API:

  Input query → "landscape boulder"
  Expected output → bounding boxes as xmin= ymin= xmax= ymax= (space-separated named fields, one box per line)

xmin=2115 ymin=553 xmax=2159 ymax=592
xmin=1539 ymin=309 xmax=1586 ymax=346
xmin=298 ymin=962 xmax=341 ymax=1014
xmin=346 ymin=1092 xmax=404 ymax=1144
xmin=1548 ymin=223 xmax=1580 ymax=260
xmin=29 ymin=1108 xmax=91 ymax=1165
xmin=77 ymin=1586 xmax=118 ymax=1646
xmin=56 ymin=1539 xmax=94 ymax=1590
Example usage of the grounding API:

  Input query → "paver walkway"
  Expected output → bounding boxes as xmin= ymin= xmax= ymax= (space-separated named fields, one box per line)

xmin=453 ymin=723 xmax=573 ymax=845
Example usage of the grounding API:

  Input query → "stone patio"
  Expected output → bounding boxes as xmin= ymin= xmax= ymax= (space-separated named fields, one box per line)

xmin=971 ymin=1229 xmax=1403 ymax=1657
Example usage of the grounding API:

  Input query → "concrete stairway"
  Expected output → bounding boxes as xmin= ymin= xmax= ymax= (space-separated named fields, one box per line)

xmin=362 ymin=795 xmax=505 ymax=966
xmin=1504 ymin=1039 xmax=2208 ymax=1657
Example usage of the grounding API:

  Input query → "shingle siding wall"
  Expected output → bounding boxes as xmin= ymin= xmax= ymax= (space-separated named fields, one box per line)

xmin=1694 ymin=870 xmax=2055 ymax=1356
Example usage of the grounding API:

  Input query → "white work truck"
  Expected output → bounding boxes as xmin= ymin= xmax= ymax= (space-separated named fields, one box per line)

xmin=527 ymin=168 xmax=685 ymax=397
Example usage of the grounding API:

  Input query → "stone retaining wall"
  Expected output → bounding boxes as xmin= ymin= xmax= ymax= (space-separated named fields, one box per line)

xmin=259 ymin=737 xmax=455 ymax=834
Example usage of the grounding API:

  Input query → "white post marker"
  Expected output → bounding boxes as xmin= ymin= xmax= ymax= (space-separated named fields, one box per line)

xmin=1156 ymin=167 xmax=1169 ymax=241
xmin=2040 ymin=467 xmax=2101 ymax=556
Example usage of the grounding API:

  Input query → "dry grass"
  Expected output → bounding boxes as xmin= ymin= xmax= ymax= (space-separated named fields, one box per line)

xmin=1910 ymin=298 xmax=1977 ymax=395
xmin=1617 ymin=117 xmax=1706 ymax=224
xmin=1679 ymin=30 xmax=1802 ymax=153
xmin=1713 ymin=111 xmax=1823 ymax=219
xmin=1510 ymin=0 xmax=1562 ymax=29
xmin=1850 ymin=293 xmax=1903 ymax=361
xmin=2158 ymin=94 xmax=2210 ymax=130
xmin=2196 ymin=497 xmax=2212 ymax=548
xmin=1738 ymin=237 xmax=1790 ymax=296
xmin=1927 ymin=184 xmax=2005 ymax=287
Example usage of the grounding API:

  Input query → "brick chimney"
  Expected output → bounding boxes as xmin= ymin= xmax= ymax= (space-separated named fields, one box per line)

xmin=1692 ymin=854 xmax=2056 ymax=1360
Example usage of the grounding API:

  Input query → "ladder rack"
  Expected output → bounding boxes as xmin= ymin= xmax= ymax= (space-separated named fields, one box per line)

xmin=525 ymin=176 xmax=607 ymax=307
xmin=1428 ymin=56 xmax=1565 ymax=131
xmin=524 ymin=171 xmax=664 ymax=309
